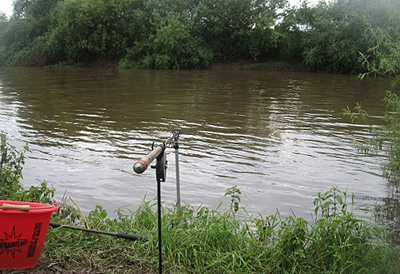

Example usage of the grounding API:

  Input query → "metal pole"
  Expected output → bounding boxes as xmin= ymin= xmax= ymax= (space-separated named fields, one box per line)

xmin=157 ymin=176 xmax=163 ymax=274
xmin=174 ymin=143 xmax=181 ymax=210
xmin=133 ymin=131 xmax=182 ymax=274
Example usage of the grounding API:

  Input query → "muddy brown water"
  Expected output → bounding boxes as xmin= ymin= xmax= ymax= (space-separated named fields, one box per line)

xmin=0 ymin=67 xmax=395 ymax=220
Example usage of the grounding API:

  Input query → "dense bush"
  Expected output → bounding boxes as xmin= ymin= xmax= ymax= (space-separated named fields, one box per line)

xmin=1 ymin=0 xmax=399 ymax=71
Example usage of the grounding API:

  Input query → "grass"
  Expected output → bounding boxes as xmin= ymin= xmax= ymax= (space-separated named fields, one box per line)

xmin=5 ymin=189 xmax=400 ymax=274
xmin=1 ymin=133 xmax=400 ymax=273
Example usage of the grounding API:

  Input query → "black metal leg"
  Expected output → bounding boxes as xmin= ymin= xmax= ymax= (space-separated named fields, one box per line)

xmin=157 ymin=177 xmax=162 ymax=274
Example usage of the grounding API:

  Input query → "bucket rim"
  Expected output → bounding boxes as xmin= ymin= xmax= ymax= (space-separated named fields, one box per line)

xmin=0 ymin=200 xmax=58 ymax=214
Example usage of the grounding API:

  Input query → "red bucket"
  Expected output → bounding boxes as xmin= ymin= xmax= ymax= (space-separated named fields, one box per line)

xmin=0 ymin=200 xmax=57 ymax=270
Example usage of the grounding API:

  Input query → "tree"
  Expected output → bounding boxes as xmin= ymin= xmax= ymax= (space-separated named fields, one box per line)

xmin=295 ymin=1 xmax=369 ymax=73
xmin=360 ymin=5 xmax=400 ymax=82
xmin=248 ymin=0 xmax=288 ymax=61
xmin=278 ymin=0 xmax=400 ymax=73
xmin=120 ymin=10 xmax=213 ymax=69
xmin=49 ymin=0 xmax=145 ymax=63
xmin=13 ymin=0 xmax=61 ymax=36
xmin=189 ymin=0 xmax=287 ymax=61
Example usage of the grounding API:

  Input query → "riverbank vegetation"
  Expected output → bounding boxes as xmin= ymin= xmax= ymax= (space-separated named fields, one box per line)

xmin=0 ymin=0 xmax=399 ymax=72
xmin=341 ymin=13 xmax=400 ymax=246
xmin=1 ymin=133 xmax=400 ymax=273
xmin=344 ymin=9 xmax=400 ymax=183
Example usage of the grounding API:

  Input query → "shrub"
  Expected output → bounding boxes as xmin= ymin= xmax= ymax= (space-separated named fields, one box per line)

xmin=0 ymin=132 xmax=54 ymax=202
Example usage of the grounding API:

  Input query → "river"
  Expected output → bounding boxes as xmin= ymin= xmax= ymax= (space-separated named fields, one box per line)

xmin=0 ymin=67 xmax=395 ymax=221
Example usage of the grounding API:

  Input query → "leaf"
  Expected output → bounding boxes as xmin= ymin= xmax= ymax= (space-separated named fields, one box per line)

xmin=335 ymin=195 xmax=343 ymax=204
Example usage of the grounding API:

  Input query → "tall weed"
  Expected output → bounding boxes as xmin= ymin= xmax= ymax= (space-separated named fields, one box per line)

xmin=49 ymin=187 xmax=397 ymax=274
xmin=0 ymin=132 xmax=54 ymax=202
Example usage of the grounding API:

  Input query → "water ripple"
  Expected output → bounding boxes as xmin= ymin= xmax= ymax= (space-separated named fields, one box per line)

xmin=0 ymin=68 xmax=392 ymax=219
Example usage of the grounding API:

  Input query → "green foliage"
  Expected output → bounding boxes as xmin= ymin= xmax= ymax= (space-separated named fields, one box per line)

xmin=0 ymin=133 xmax=27 ymax=198
xmin=309 ymin=188 xmax=370 ymax=271
xmin=39 ymin=187 xmax=400 ymax=273
xmin=0 ymin=0 xmax=62 ymax=66
xmin=51 ymin=0 xmax=114 ymax=62
xmin=278 ymin=0 xmax=400 ymax=74
xmin=225 ymin=185 xmax=241 ymax=213
xmin=189 ymin=0 xmax=286 ymax=61
xmin=22 ymin=181 xmax=55 ymax=204
xmin=284 ymin=1 xmax=368 ymax=73
xmin=359 ymin=6 xmax=400 ymax=84
xmin=0 ymin=0 xmax=400 ymax=70
xmin=313 ymin=187 xmax=354 ymax=218
xmin=343 ymin=103 xmax=370 ymax=124
xmin=345 ymin=4 xmax=400 ymax=183
xmin=0 ymin=141 xmax=397 ymax=273
xmin=120 ymin=11 xmax=213 ymax=69
xmin=380 ymin=92 xmax=400 ymax=181
xmin=0 ymin=132 xmax=55 ymax=202
xmin=0 ymin=12 xmax=6 ymax=22
xmin=344 ymin=91 xmax=400 ymax=183
xmin=0 ymin=17 xmax=34 ymax=66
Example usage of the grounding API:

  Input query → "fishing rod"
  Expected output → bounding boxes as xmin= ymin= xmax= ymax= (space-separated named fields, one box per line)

xmin=133 ymin=130 xmax=182 ymax=177
xmin=49 ymin=222 xmax=147 ymax=242
xmin=133 ymin=130 xmax=182 ymax=274
xmin=0 ymin=203 xmax=147 ymax=242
